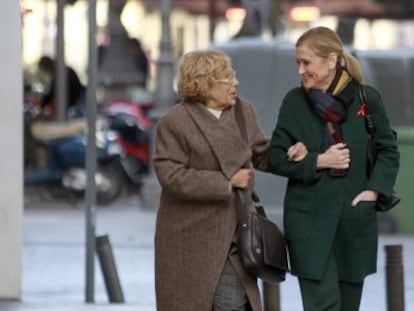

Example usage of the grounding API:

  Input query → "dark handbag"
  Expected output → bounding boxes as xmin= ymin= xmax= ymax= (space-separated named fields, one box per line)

xmin=233 ymin=97 xmax=288 ymax=283
xmin=235 ymin=189 xmax=288 ymax=283
xmin=359 ymin=86 xmax=401 ymax=212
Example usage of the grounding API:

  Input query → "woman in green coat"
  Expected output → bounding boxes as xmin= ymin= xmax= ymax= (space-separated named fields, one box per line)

xmin=267 ymin=27 xmax=400 ymax=310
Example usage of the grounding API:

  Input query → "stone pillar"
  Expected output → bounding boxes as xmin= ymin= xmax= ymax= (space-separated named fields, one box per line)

xmin=0 ymin=1 xmax=23 ymax=300
xmin=142 ymin=0 xmax=176 ymax=210
xmin=234 ymin=0 xmax=270 ymax=37
xmin=98 ymin=0 xmax=143 ymax=103
xmin=152 ymin=0 xmax=176 ymax=117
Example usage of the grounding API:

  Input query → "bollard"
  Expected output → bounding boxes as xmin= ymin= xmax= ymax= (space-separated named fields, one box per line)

xmin=262 ymin=281 xmax=281 ymax=311
xmin=385 ymin=244 xmax=405 ymax=311
xmin=96 ymin=235 xmax=125 ymax=303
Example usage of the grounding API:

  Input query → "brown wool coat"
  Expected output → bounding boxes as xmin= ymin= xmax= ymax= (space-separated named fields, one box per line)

xmin=153 ymin=98 xmax=269 ymax=311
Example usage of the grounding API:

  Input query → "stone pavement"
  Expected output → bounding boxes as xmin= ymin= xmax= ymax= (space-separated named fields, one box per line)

xmin=0 ymin=196 xmax=413 ymax=311
xmin=0 ymin=303 xmax=152 ymax=310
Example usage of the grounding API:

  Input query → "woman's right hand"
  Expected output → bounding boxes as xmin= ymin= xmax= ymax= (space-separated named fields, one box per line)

xmin=317 ymin=143 xmax=350 ymax=170
xmin=230 ymin=169 xmax=252 ymax=189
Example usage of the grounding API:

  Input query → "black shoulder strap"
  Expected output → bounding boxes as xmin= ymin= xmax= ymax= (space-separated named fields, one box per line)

xmin=233 ymin=97 xmax=264 ymax=210
xmin=234 ymin=97 xmax=248 ymax=142
xmin=358 ymin=85 xmax=376 ymax=175
xmin=358 ymin=85 xmax=376 ymax=139
xmin=234 ymin=97 xmax=250 ymax=170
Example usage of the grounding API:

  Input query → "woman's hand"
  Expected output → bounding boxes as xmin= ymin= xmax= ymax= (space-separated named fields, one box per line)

xmin=351 ymin=190 xmax=379 ymax=207
xmin=230 ymin=169 xmax=252 ymax=189
xmin=287 ymin=142 xmax=308 ymax=162
xmin=317 ymin=143 xmax=350 ymax=170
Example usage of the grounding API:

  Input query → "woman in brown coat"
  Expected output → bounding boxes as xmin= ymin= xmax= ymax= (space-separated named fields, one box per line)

xmin=153 ymin=50 xmax=306 ymax=310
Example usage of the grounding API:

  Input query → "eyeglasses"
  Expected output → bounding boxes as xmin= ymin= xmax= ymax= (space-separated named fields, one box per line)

xmin=212 ymin=70 xmax=237 ymax=84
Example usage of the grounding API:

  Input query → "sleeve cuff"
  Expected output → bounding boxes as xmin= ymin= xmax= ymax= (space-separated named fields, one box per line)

xmin=302 ymin=152 xmax=322 ymax=183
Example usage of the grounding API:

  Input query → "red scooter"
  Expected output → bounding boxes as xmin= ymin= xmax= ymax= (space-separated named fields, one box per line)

xmin=103 ymin=99 xmax=152 ymax=192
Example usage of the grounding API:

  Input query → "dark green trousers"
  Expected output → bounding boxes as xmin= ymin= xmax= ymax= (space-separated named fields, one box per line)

xmin=298 ymin=251 xmax=364 ymax=311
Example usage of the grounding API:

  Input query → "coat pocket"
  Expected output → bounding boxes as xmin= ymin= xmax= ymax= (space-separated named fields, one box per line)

xmin=356 ymin=201 xmax=378 ymax=249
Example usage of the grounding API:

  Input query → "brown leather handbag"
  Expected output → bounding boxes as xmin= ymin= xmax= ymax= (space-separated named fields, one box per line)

xmin=234 ymin=98 xmax=288 ymax=283
xmin=235 ymin=189 xmax=288 ymax=283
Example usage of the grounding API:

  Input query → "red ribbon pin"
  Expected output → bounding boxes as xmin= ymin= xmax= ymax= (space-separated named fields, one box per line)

xmin=357 ymin=103 xmax=367 ymax=117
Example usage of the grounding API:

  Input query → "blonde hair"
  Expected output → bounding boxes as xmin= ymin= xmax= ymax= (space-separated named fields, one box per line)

xmin=296 ymin=26 xmax=363 ymax=83
xmin=176 ymin=49 xmax=232 ymax=103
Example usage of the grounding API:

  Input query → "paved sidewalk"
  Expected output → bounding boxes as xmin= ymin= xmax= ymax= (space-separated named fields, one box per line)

xmin=1 ymin=198 xmax=413 ymax=310
xmin=0 ymin=302 xmax=152 ymax=310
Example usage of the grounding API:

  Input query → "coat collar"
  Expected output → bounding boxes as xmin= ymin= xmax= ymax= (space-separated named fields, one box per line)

xmin=184 ymin=101 xmax=251 ymax=179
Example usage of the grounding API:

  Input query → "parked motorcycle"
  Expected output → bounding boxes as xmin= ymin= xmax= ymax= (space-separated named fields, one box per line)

xmin=24 ymin=114 xmax=124 ymax=204
xmin=102 ymin=99 xmax=152 ymax=192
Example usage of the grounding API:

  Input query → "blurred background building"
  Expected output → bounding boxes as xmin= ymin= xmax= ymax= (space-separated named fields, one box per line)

xmin=21 ymin=0 xmax=414 ymax=95
xmin=19 ymin=0 xmax=414 ymax=233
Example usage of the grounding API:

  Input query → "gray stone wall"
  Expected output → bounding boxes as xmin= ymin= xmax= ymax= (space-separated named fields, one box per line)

xmin=0 ymin=2 xmax=23 ymax=300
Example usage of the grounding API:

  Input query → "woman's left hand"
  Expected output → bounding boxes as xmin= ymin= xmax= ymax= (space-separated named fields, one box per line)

xmin=287 ymin=142 xmax=308 ymax=162
xmin=351 ymin=190 xmax=379 ymax=207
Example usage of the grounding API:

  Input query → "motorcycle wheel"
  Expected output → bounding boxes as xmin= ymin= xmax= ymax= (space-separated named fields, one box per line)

xmin=95 ymin=163 xmax=123 ymax=205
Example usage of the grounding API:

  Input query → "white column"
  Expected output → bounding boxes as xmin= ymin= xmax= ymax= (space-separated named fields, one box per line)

xmin=0 ymin=2 xmax=23 ymax=300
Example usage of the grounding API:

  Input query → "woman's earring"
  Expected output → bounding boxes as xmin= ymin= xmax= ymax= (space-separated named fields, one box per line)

xmin=340 ymin=57 xmax=346 ymax=68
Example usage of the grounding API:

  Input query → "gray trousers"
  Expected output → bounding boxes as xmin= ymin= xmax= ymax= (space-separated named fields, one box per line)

xmin=213 ymin=260 xmax=250 ymax=311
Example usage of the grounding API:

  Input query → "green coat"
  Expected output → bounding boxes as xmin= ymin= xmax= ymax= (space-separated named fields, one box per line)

xmin=267 ymin=85 xmax=399 ymax=282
